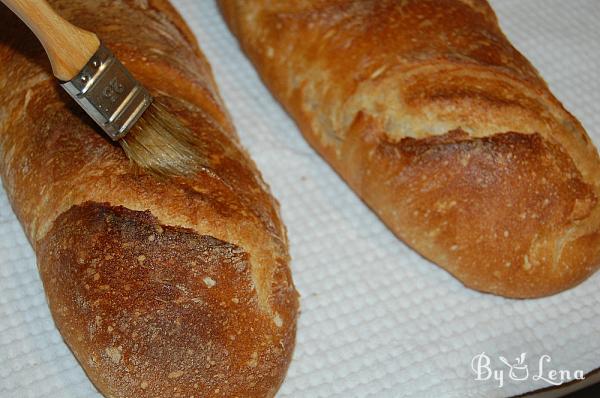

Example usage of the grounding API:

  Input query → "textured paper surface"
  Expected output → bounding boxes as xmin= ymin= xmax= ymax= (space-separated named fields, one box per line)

xmin=1 ymin=1 xmax=599 ymax=397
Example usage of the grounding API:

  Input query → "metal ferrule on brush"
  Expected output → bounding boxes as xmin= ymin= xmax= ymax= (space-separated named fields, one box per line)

xmin=61 ymin=43 xmax=152 ymax=140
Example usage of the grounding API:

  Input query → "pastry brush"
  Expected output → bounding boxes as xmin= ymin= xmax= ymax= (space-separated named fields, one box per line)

xmin=2 ymin=0 xmax=203 ymax=176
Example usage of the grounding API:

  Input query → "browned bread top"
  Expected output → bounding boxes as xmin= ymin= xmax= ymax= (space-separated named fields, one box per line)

xmin=219 ymin=0 xmax=600 ymax=297
xmin=39 ymin=202 xmax=297 ymax=398
xmin=0 ymin=1 xmax=298 ymax=397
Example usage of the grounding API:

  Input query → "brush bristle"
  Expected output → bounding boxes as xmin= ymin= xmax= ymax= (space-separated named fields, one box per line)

xmin=120 ymin=101 xmax=205 ymax=177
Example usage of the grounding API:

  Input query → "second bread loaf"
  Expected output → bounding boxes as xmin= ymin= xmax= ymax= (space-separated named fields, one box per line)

xmin=219 ymin=0 xmax=600 ymax=298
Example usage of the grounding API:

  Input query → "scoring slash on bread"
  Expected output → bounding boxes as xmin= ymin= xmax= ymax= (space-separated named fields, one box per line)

xmin=220 ymin=0 xmax=600 ymax=298
xmin=0 ymin=0 xmax=298 ymax=397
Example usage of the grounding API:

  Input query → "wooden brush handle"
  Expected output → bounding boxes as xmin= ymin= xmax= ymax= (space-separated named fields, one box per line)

xmin=2 ymin=0 xmax=99 ymax=80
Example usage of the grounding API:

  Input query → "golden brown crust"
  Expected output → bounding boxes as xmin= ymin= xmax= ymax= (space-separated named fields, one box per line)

xmin=39 ymin=203 xmax=296 ymax=398
xmin=219 ymin=0 xmax=600 ymax=297
xmin=0 ymin=1 xmax=298 ymax=397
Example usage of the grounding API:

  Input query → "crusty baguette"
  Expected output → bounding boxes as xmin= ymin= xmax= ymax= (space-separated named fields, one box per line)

xmin=0 ymin=1 xmax=298 ymax=397
xmin=219 ymin=0 xmax=600 ymax=298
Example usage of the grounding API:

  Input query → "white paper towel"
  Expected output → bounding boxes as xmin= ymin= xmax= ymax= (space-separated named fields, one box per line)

xmin=1 ymin=1 xmax=599 ymax=397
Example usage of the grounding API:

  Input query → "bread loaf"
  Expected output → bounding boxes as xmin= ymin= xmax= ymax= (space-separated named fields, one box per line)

xmin=0 ymin=1 xmax=298 ymax=397
xmin=219 ymin=0 xmax=600 ymax=298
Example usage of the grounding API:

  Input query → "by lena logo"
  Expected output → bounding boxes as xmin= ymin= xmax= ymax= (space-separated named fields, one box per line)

xmin=471 ymin=352 xmax=585 ymax=388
